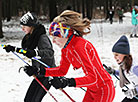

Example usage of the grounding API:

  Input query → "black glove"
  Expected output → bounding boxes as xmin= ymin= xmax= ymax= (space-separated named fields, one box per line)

xmin=50 ymin=77 xmax=76 ymax=89
xmin=24 ymin=66 xmax=46 ymax=76
xmin=3 ymin=45 xmax=15 ymax=53
xmin=23 ymin=49 xmax=36 ymax=58
xmin=16 ymin=48 xmax=23 ymax=54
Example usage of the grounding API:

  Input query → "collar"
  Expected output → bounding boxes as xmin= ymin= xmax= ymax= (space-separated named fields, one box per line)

xmin=63 ymin=34 xmax=73 ymax=48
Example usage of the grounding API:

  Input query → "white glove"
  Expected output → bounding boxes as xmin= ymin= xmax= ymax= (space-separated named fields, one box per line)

xmin=124 ymin=88 xmax=138 ymax=99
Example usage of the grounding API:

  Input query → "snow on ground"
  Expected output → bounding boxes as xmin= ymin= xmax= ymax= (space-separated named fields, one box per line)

xmin=0 ymin=12 xmax=138 ymax=102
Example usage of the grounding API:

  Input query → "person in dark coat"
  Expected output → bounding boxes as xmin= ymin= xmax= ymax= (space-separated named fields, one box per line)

xmin=117 ymin=7 xmax=124 ymax=23
xmin=3 ymin=12 xmax=56 ymax=102
xmin=106 ymin=8 xmax=115 ymax=24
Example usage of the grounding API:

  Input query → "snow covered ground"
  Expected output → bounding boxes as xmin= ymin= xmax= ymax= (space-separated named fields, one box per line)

xmin=0 ymin=12 xmax=138 ymax=102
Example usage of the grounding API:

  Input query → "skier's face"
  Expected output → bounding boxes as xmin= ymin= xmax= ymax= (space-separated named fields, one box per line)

xmin=113 ymin=52 xmax=125 ymax=64
xmin=52 ymin=36 xmax=68 ymax=48
xmin=21 ymin=25 xmax=33 ymax=34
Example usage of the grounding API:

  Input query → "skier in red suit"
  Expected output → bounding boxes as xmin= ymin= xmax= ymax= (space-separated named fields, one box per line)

xmin=24 ymin=10 xmax=115 ymax=102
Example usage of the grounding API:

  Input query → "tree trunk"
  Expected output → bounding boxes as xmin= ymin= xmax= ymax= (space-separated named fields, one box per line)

xmin=31 ymin=0 xmax=36 ymax=12
xmin=49 ymin=0 xmax=57 ymax=22
xmin=82 ymin=0 xmax=85 ymax=18
xmin=109 ymin=0 xmax=112 ymax=9
xmin=0 ymin=0 xmax=4 ymax=38
xmin=76 ymin=0 xmax=80 ymax=12
xmin=6 ymin=0 xmax=11 ymax=22
xmin=86 ymin=0 xmax=92 ymax=20
xmin=131 ymin=0 xmax=134 ymax=7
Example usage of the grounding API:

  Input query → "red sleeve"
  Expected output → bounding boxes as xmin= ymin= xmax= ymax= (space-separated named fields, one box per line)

xmin=45 ymin=51 xmax=70 ymax=77
xmin=74 ymin=42 xmax=101 ymax=87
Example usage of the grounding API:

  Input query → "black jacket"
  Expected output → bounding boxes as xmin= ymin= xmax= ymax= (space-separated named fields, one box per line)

xmin=21 ymin=24 xmax=56 ymax=68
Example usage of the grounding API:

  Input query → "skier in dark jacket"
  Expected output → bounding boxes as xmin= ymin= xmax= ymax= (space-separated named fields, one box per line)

xmin=106 ymin=8 xmax=115 ymax=24
xmin=3 ymin=12 xmax=56 ymax=102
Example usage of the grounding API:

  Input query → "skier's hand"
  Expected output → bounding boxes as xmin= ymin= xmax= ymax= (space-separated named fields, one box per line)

xmin=3 ymin=45 xmax=16 ymax=53
xmin=23 ymin=49 xmax=36 ymax=58
xmin=24 ymin=66 xmax=46 ymax=76
xmin=103 ymin=64 xmax=115 ymax=74
xmin=50 ymin=77 xmax=76 ymax=89
xmin=123 ymin=88 xmax=138 ymax=99
xmin=105 ymin=66 xmax=115 ymax=74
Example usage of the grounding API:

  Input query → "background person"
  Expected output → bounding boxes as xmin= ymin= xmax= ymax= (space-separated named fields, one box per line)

xmin=106 ymin=35 xmax=138 ymax=102
xmin=130 ymin=7 xmax=138 ymax=38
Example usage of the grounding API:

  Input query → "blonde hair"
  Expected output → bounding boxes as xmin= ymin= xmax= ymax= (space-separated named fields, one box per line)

xmin=53 ymin=10 xmax=91 ymax=36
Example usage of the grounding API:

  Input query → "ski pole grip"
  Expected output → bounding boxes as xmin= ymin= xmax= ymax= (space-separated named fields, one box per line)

xmin=0 ymin=44 xmax=6 ymax=47
xmin=19 ymin=49 xmax=27 ymax=54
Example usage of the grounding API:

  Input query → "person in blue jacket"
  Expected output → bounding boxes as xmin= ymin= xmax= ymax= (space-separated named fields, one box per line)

xmin=106 ymin=35 xmax=138 ymax=102
xmin=130 ymin=7 xmax=138 ymax=38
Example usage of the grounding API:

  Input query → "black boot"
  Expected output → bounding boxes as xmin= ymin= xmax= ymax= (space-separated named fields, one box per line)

xmin=134 ymin=34 xmax=138 ymax=38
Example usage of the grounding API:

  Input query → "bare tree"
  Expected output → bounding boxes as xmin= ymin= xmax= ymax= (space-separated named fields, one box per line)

xmin=49 ymin=0 xmax=57 ymax=22
xmin=0 ymin=0 xmax=3 ymax=38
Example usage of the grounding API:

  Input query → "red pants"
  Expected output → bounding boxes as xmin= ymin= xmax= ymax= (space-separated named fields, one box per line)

xmin=83 ymin=81 xmax=115 ymax=102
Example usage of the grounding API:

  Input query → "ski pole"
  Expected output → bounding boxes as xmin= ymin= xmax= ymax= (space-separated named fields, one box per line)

xmin=13 ymin=51 xmax=75 ymax=102
xmin=60 ymin=89 xmax=75 ymax=102
xmin=12 ymin=52 xmax=30 ymax=66
xmin=1 ymin=45 xmax=76 ymax=101
xmin=103 ymin=64 xmax=129 ymax=89
xmin=32 ymin=56 xmax=86 ymax=91
xmin=32 ymin=57 xmax=50 ymax=68
xmin=12 ymin=52 xmax=58 ymax=102
xmin=32 ymin=57 xmax=76 ymax=102
xmin=1 ymin=45 xmax=85 ymax=91
xmin=103 ymin=64 xmax=138 ymax=100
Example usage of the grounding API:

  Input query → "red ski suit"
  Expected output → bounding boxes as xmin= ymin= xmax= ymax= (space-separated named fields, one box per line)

xmin=45 ymin=35 xmax=115 ymax=102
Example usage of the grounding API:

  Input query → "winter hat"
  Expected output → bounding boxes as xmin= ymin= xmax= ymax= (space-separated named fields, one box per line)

xmin=49 ymin=22 xmax=73 ymax=38
xmin=20 ymin=12 xmax=39 ymax=27
xmin=112 ymin=35 xmax=130 ymax=55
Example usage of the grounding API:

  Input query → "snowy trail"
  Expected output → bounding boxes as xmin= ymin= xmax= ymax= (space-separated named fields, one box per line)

xmin=0 ymin=12 xmax=138 ymax=102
